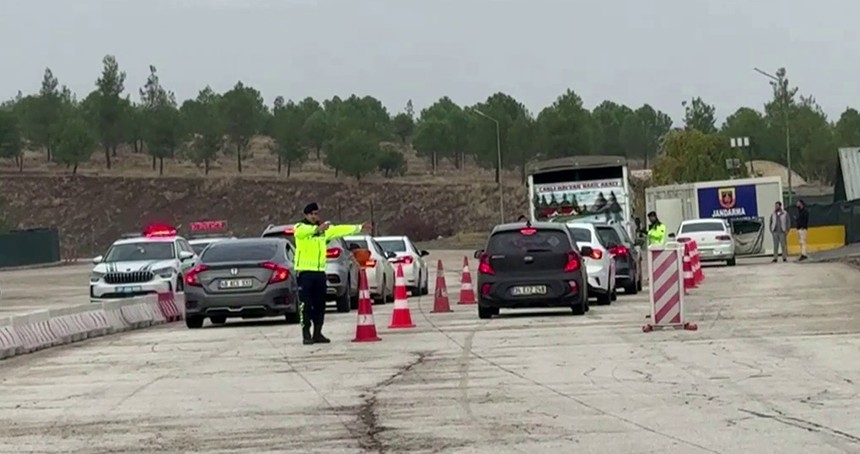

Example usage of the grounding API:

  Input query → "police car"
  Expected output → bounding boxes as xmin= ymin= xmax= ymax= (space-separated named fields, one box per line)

xmin=89 ymin=224 xmax=199 ymax=300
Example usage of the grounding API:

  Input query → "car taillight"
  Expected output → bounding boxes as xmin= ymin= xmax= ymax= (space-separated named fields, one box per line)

xmin=609 ymin=245 xmax=629 ymax=257
xmin=478 ymin=253 xmax=494 ymax=275
xmin=260 ymin=261 xmax=290 ymax=283
xmin=677 ymin=237 xmax=692 ymax=243
xmin=564 ymin=252 xmax=580 ymax=272
xmin=716 ymin=235 xmax=731 ymax=241
xmin=326 ymin=247 xmax=342 ymax=259
xmin=481 ymin=283 xmax=491 ymax=296
xmin=185 ymin=264 xmax=208 ymax=287
xmin=590 ymin=249 xmax=603 ymax=260
xmin=394 ymin=256 xmax=414 ymax=265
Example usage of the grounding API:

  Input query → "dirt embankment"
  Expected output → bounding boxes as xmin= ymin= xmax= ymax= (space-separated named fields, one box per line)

xmin=0 ymin=174 xmax=527 ymax=257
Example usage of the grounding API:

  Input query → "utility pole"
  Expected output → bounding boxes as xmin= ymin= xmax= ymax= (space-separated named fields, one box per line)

xmin=472 ymin=108 xmax=505 ymax=224
xmin=754 ymin=67 xmax=793 ymax=204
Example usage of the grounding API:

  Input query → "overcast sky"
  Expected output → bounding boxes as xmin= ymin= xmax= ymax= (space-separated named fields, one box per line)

xmin=2 ymin=0 xmax=858 ymax=125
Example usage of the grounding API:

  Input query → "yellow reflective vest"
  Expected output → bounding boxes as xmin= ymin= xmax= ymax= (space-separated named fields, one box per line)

xmin=647 ymin=223 xmax=667 ymax=246
xmin=294 ymin=221 xmax=362 ymax=272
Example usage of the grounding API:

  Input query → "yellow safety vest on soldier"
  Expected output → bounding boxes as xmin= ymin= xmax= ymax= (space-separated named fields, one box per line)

xmin=293 ymin=220 xmax=362 ymax=272
xmin=647 ymin=223 xmax=667 ymax=246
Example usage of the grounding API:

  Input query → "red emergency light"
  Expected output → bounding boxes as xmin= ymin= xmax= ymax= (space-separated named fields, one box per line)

xmin=143 ymin=223 xmax=177 ymax=237
xmin=190 ymin=220 xmax=228 ymax=232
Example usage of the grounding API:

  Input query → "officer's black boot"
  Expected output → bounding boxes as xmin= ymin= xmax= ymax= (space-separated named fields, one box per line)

xmin=312 ymin=322 xmax=330 ymax=344
xmin=302 ymin=325 xmax=314 ymax=345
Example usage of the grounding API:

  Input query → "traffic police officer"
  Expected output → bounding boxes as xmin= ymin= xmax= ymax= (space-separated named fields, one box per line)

xmin=646 ymin=211 xmax=667 ymax=246
xmin=294 ymin=202 xmax=370 ymax=345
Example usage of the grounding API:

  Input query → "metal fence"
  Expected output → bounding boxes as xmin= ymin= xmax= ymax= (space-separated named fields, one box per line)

xmin=0 ymin=228 xmax=61 ymax=268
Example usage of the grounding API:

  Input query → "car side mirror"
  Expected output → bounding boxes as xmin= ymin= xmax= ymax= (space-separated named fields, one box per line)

xmin=385 ymin=251 xmax=397 ymax=259
xmin=473 ymin=249 xmax=484 ymax=259
xmin=419 ymin=250 xmax=430 ymax=257
xmin=179 ymin=251 xmax=195 ymax=261
xmin=92 ymin=255 xmax=103 ymax=264
xmin=580 ymin=246 xmax=594 ymax=257
xmin=668 ymin=233 xmax=676 ymax=239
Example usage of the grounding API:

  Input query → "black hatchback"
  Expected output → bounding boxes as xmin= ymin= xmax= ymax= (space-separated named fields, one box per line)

xmin=474 ymin=222 xmax=594 ymax=319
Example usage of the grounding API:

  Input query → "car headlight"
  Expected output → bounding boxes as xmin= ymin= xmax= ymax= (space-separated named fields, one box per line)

xmin=152 ymin=267 xmax=174 ymax=278
xmin=90 ymin=271 xmax=105 ymax=282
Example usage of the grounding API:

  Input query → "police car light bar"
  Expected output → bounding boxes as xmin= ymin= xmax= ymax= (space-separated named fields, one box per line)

xmin=190 ymin=220 xmax=228 ymax=232
xmin=143 ymin=223 xmax=178 ymax=237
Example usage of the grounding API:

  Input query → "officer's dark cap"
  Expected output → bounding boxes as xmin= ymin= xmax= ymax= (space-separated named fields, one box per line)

xmin=647 ymin=211 xmax=657 ymax=217
xmin=303 ymin=202 xmax=320 ymax=214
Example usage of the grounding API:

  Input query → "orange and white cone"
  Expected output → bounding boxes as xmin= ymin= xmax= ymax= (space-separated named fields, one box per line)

xmin=682 ymin=243 xmax=695 ymax=293
xmin=693 ymin=242 xmax=703 ymax=284
xmin=352 ymin=268 xmax=381 ymax=342
xmin=458 ymin=256 xmax=476 ymax=305
xmin=389 ymin=264 xmax=416 ymax=328
xmin=432 ymin=259 xmax=452 ymax=313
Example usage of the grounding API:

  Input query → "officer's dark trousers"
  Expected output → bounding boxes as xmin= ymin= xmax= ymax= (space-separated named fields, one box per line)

xmin=298 ymin=271 xmax=327 ymax=330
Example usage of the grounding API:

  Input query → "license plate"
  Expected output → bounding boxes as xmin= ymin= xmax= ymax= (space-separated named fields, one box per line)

xmin=117 ymin=286 xmax=142 ymax=293
xmin=219 ymin=279 xmax=254 ymax=289
xmin=511 ymin=285 xmax=547 ymax=296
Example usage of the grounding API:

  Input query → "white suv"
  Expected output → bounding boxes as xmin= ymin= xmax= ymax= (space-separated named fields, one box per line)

xmin=89 ymin=227 xmax=199 ymax=300
xmin=564 ymin=222 xmax=617 ymax=305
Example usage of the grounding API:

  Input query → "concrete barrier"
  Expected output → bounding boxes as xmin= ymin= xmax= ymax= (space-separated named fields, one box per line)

xmin=787 ymin=226 xmax=846 ymax=255
xmin=1 ymin=294 xmax=182 ymax=362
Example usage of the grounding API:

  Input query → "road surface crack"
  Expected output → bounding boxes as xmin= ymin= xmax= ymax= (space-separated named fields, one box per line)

xmin=739 ymin=408 xmax=860 ymax=443
xmin=357 ymin=351 xmax=432 ymax=453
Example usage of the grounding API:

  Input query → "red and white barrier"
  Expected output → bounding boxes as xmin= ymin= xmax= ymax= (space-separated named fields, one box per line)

xmin=643 ymin=244 xmax=697 ymax=332
xmin=157 ymin=292 xmax=184 ymax=322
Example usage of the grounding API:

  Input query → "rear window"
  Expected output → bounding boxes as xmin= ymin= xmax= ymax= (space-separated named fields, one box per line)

xmin=487 ymin=229 xmax=570 ymax=254
xmin=346 ymin=239 xmax=368 ymax=250
xmin=568 ymin=228 xmax=592 ymax=243
xmin=377 ymin=239 xmax=406 ymax=252
xmin=680 ymin=221 xmax=726 ymax=234
xmin=596 ymin=227 xmax=622 ymax=247
xmin=202 ymin=242 xmax=279 ymax=263
xmin=190 ymin=242 xmax=210 ymax=255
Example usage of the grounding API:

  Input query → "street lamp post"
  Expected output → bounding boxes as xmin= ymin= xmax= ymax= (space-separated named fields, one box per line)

xmin=473 ymin=108 xmax=505 ymax=224
xmin=754 ymin=67 xmax=793 ymax=205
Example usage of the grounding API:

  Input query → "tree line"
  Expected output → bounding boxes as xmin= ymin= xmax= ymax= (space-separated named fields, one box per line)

xmin=0 ymin=56 xmax=857 ymax=185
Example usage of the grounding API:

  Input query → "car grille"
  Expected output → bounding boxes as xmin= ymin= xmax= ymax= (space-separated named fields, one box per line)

xmin=104 ymin=271 xmax=154 ymax=284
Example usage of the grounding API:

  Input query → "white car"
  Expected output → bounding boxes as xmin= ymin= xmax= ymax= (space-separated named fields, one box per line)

xmin=188 ymin=236 xmax=236 ymax=255
xmin=343 ymin=235 xmax=396 ymax=304
xmin=565 ymin=222 xmax=617 ymax=305
xmin=673 ymin=219 xmax=736 ymax=266
xmin=90 ymin=226 xmax=199 ymax=300
xmin=374 ymin=235 xmax=431 ymax=296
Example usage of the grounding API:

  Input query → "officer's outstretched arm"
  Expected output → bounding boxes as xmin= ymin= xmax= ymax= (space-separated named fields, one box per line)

xmin=294 ymin=223 xmax=317 ymax=239
xmin=325 ymin=224 xmax=362 ymax=240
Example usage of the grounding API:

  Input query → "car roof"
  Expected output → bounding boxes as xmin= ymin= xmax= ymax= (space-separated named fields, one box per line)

xmin=208 ymin=237 xmax=286 ymax=246
xmin=564 ymin=222 xmax=599 ymax=230
xmin=188 ymin=237 xmax=234 ymax=244
xmin=112 ymin=236 xmax=181 ymax=245
xmin=681 ymin=218 xmax=726 ymax=225
xmin=374 ymin=236 xmax=406 ymax=241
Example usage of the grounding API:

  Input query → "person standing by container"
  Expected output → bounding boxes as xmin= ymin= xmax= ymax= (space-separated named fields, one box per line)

xmin=770 ymin=201 xmax=789 ymax=263
xmin=646 ymin=211 xmax=667 ymax=246
xmin=795 ymin=199 xmax=810 ymax=261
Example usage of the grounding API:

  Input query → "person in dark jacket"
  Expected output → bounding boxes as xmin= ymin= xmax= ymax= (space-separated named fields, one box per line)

xmin=795 ymin=199 xmax=810 ymax=261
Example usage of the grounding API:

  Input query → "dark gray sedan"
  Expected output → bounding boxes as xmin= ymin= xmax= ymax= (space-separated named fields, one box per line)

xmin=183 ymin=238 xmax=299 ymax=328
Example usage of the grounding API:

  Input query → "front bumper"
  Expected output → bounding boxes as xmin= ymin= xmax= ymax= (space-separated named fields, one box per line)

xmin=90 ymin=277 xmax=173 ymax=299
xmin=184 ymin=286 xmax=296 ymax=319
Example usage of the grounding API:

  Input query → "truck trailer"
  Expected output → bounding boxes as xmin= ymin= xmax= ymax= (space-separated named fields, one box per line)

xmin=645 ymin=176 xmax=784 ymax=256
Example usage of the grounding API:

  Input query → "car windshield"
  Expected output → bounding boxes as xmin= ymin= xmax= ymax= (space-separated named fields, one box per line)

xmin=190 ymin=242 xmax=211 ymax=255
xmin=487 ymin=229 xmax=569 ymax=254
xmin=596 ymin=227 xmax=622 ymax=247
xmin=262 ymin=229 xmax=295 ymax=245
xmin=202 ymin=241 xmax=279 ymax=263
xmin=104 ymin=242 xmax=175 ymax=262
xmin=567 ymin=227 xmax=592 ymax=243
xmin=377 ymin=239 xmax=406 ymax=253
xmin=680 ymin=221 xmax=726 ymax=234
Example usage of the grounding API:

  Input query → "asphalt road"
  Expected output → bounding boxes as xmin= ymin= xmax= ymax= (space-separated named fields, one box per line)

xmin=1 ymin=251 xmax=860 ymax=453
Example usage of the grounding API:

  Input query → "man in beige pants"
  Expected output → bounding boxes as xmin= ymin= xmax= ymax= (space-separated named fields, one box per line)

xmin=795 ymin=199 xmax=809 ymax=261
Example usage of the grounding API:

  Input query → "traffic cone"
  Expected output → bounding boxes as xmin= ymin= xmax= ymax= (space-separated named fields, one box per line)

xmin=682 ymin=243 xmax=695 ymax=293
xmin=352 ymin=269 xmax=381 ymax=342
xmin=388 ymin=264 xmax=416 ymax=328
xmin=458 ymin=256 xmax=476 ymax=305
xmin=693 ymin=242 xmax=704 ymax=284
xmin=432 ymin=259 xmax=452 ymax=313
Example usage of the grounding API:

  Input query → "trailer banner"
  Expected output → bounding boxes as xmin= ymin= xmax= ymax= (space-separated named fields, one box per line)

xmin=533 ymin=178 xmax=627 ymax=223
xmin=697 ymin=184 xmax=759 ymax=219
